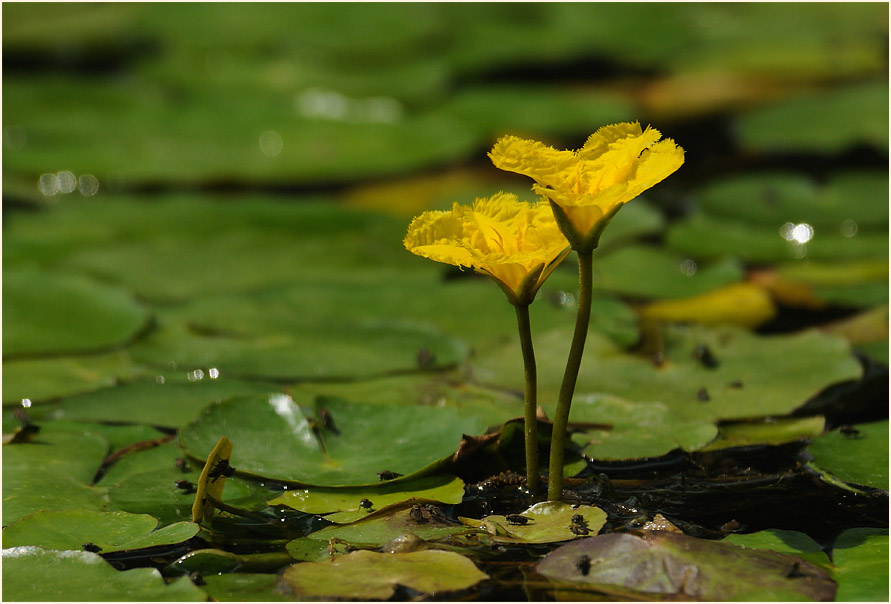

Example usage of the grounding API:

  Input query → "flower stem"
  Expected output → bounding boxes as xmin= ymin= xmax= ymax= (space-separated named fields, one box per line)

xmin=515 ymin=303 xmax=540 ymax=494
xmin=548 ymin=248 xmax=594 ymax=501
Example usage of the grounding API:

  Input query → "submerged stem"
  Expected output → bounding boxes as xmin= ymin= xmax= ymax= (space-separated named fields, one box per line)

xmin=515 ymin=303 xmax=540 ymax=494
xmin=547 ymin=249 xmax=594 ymax=501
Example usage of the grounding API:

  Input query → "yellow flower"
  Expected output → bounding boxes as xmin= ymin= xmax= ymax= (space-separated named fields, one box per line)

xmin=404 ymin=192 xmax=570 ymax=306
xmin=489 ymin=122 xmax=684 ymax=251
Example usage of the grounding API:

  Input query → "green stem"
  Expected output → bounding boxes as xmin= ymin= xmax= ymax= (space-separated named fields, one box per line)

xmin=548 ymin=249 xmax=594 ymax=501
xmin=515 ymin=303 xmax=540 ymax=494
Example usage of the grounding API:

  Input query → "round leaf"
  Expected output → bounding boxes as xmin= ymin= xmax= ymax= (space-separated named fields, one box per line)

xmin=180 ymin=394 xmax=489 ymax=486
xmin=808 ymin=420 xmax=889 ymax=490
xmin=282 ymin=549 xmax=488 ymax=600
xmin=1 ymin=546 xmax=206 ymax=601
xmin=3 ymin=270 xmax=149 ymax=357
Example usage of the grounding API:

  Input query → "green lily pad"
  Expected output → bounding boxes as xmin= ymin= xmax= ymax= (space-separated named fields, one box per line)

xmin=592 ymin=245 xmax=744 ymax=300
xmin=3 ymin=430 xmax=109 ymax=525
xmin=567 ymin=394 xmax=718 ymax=460
xmin=1 ymin=546 xmax=206 ymax=601
xmin=133 ymin=307 xmax=466 ymax=382
xmin=289 ymin=375 xmax=523 ymax=430
xmin=666 ymin=211 xmax=888 ymax=263
xmin=180 ymin=394 xmax=489 ymax=486
xmin=807 ymin=420 xmax=889 ymax=490
xmin=474 ymin=325 xmax=862 ymax=425
xmin=167 ymin=548 xmax=294 ymax=575
xmin=3 ymin=269 xmax=149 ymax=358
xmin=270 ymin=475 xmax=466 ymax=523
xmin=2 ymin=510 xmax=198 ymax=552
xmin=303 ymin=499 xmax=478 ymax=549
xmin=832 ymin=527 xmax=889 ymax=602
xmin=691 ymin=171 xmax=888 ymax=232
xmin=198 ymin=573 xmax=295 ymax=602
xmin=441 ymin=84 xmax=634 ymax=138
xmin=738 ymin=80 xmax=889 ymax=152
xmin=57 ymin=374 xmax=281 ymax=428
xmin=537 ymin=531 xmax=836 ymax=601
xmin=701 ymin=416 xmax=826 ymax=452
xmin=282 ymin=549 xmax=489 ymax=600
xmin=723 ymin=528 xmax=830 ymax=569
xmin=2 ymin=352 xmax=141 ymax=405
xmin=461 ymin=502 xmax=606 ymax=544
xmin=774 ymin=259 xmax=889 ymax=308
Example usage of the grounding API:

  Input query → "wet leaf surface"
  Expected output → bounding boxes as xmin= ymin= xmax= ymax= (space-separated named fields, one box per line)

xmin=1 ymin=546 xmax=206 ymax=601
xmin=831 ymin=528 xmax=889 ymax=602
xmin=461 ymin=501 xmax=607 ymax=544
xmin=180 ymin=394 xmax=489 ymax=486
xmin=282 ymin=549 xmax=489 ymax=600
xmin=807 ymin=420 xmax=889 ymax=490
xmin=2 ymin=510 xmax=198 ymax=553
xmin=270 ymin=475 xmax=466 ymax=523
xmin=537 ymin=531 xmax=837 ymax=601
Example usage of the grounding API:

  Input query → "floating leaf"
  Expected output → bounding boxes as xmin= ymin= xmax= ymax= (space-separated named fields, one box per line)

xmin=1 ymin=352 xmax=140 ymax=405
xmin=832 ymin=527 xmax=889 ymax=602
xmin=180 ymin=394 xmax=489 ymax=486
xmin=475 ymin=325 xmax=862 ymax=426
xmin=537 ymin=531 xmax=836 ymax=601
xmin=461 ymin=501 xmax=606 ymax=544
xmin=3 ymin=269 xmax=149 ymax=358
xmin=723 ymin=528 xmax=830 ymax=569
xmin=666 ymin=212 xmax=888 ymax=263
xmin=270 ymin=475 xmax=465 ymax=523
xmin=198 ymin=573 xmax=295 ymax=602
xmin=568 ymin=394 xmax=717 ymax=460
xmin=592 ymin=245 xmax=745 ymax=300
xmin=3 ymin=430 xmax=109 ymax=525
xmin=807 ymin=420 xmax=888 ymax=490
xmin=639 ymin=282 xmax=776 ymax=328
xmin=303 ymin=499 xmax=479 ymax=549
xmin=2 ymin=510 xmax=198 ymax=552
xmin=282 ymin=549 xmax=488 ymax=600
xmin=738 ymin=80 xmax=888 ymax=152
xmin=57 ymin=374 xmax=280 ymax=428
xmin=701 ymin=416 xmax=825 ymax=452
xmin=1 ymin=546 xmax=205 ymax=601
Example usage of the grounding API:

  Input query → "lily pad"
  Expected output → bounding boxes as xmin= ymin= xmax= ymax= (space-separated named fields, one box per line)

xmin=807 ymin=420 xmax=889 ymax=490
xmin=1 ymin=546 xmax=206 ymax=601
xmin=197 ymin=573 xmax=295 ymax=602
xmin=270 ymin=475 xmax=466 ymax=523
xmin=691 ymin=171 xmax=889 ymax=232
xmin=639 ymin=282 xmax=777 ymax=329
xmin=738 ymin=80 xmax=889 ymax=152
xmin=723 ymin=528 xmax=830 ymax=569
xmin=832 ymin=527 xmax=889 ymax=602
xmin=57 ymin=373 xmax=281 ymax=429
xmin=2 ymin=352 xmax=141 ymax=405
xmin=592 ymin=245 xmax=745 ymax=300
xmin=3 ymin=269 xmax=149 ymax=358
xmin=537 ymin=531 xmax=836 ymax=601
xmin=180 ymin=394 xmax=489 ymax=486
xmin=282 ymin=549 xmax=489 ymax=600
xmin=666 ymin=211 xmax=889 ymax=263
xmin=3 ymin=430 xmax=109 ymax=525
xmin=461 ymin=501 xmax=606 ymax=544
xmin=567 ymin=394 xmax=718 ymax=460
xmin=303 ymin=499 xmax=478 ymax=549
xmin=2 ymin=510 xmax=198 ymax=552
xmin=474 ymin=325 xmax=862 ymax=425
xmin=701 ymin=416 xmax=825 ymax=452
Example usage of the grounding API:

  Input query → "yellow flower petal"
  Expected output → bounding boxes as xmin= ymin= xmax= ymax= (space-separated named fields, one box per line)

xmin=404 ymin=193 xmax=569 ymax=305
xmin=490 ymin=122 xmax=684 ymax=251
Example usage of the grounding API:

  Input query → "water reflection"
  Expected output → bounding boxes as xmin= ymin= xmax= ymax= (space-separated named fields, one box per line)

xmin=78 ymin=174 xmax=100 ymax=196
xmin=187 ymin=369 xmax=205 ymax=381
xmin=840 ymin=219 xmax=858 ymax=238
xmin=208 ymin=367 xmax=220 ymax=379
xmin=779 ymin=221 xmax=814 ymax=244
xmin=21 ymin=398 xmax=32 ymax=408
xmin=259 ymin=130 xmax=283 ymax=157
xmin=680 ymin=258 xmax=698 ymax=276
xmin=38 ymin=171 xmax=100 ymax=197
